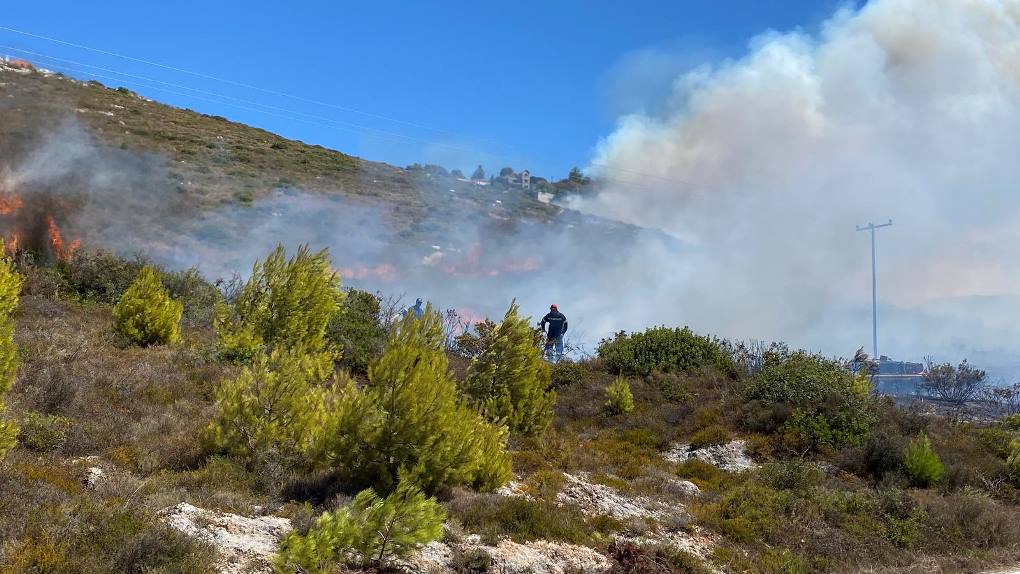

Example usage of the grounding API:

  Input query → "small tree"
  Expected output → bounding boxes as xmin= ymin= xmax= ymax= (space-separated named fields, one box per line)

xmin=276 ymin=481 xmax=445 ymax=570
xmin=0 ymin=244 xmax=21 ymax=459
xmin=921 ymin=358 xmax=986 ymax=412
xmin=322 ymin=308 xmax=512 ymax=493
xmin=113 ymin=266 xmax=183 ymax=346
xmin=203 ymin=348 xmax=334 ymax=468
xmin=499 ymin=166 xmax=515 ymax=178
xmin=217 ymin=244 xmax=343 ymax=361
xmin=903 ymin=433 xmax=944 ymax=487
xmin=604 ymin=377 xmax=635 ymax=416
xmin=462 ymin=301 xmax=555 ymax=437
xmin=471 ymin=165 xmax=485 ymax=180
xmin=326 ymin=289 xmax=387 ymax=375
xmin=451 ymin=169 xmax=465 ymax=179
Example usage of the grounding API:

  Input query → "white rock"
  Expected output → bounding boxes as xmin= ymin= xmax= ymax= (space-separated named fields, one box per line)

xmin=84 ymin=467 xmax=105 ymax=489
xmin=159 ymin=503 xmax=292 ymax=574
xmin=495 ymin=479 xmax=530 ymax=499
xmin=489 ymin=539 xmax=610 ymax=574
xmin=664 ymin=440 xmax=758 ymax=472
xmin=555 ymin=473 xmax=675 ymax=520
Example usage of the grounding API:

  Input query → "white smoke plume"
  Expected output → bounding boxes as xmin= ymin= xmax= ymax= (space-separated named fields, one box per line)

xmin=569 ymin=0 xmax=1020 ymax=373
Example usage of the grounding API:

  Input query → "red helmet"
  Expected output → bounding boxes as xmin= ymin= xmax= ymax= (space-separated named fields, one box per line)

xmin=550 ymin=304 xmax=558 ymax=311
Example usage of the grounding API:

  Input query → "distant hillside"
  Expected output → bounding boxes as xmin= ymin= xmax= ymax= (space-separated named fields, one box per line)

xmin=0 ymin=59 xmax=563 ymax=235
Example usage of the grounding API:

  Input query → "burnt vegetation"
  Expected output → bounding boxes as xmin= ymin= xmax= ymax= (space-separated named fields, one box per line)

xmin=0 ymin=245 xmax=1016 ymax=573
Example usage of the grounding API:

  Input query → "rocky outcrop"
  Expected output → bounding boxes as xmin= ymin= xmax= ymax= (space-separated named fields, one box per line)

xmin=555 ymin=473 xmax=677 ymax=521
xmin=404 ymin=536 xmax=611 ymax=574
xmin=663 ymin=440 xmax=758 ymax=472
xmin=159 ymin=503 xmax=292 ymax=574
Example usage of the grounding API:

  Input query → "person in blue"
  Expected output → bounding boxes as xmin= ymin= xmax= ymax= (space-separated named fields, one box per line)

xmin=539 ymin=304 xmax=568 ymax=362
xmin=405 ymin=298 xmax=424 ymax=318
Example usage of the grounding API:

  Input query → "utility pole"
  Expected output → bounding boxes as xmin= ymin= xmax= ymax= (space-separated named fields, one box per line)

xmin=856 ymin=220 xmax=893 ymax=362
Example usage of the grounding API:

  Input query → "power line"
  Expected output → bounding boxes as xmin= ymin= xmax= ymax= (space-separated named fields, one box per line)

xmin=0 ymin=24 xmax=481 ymax=139
xmin=0 ymin=27 xmax=694 ymax=190
xmin=0 ymin=44 xmax=489 ymax=154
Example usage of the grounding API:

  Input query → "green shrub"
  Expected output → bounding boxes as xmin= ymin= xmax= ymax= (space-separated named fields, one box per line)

xmin=113 ymin=266 xmax=183 ymax=346
xmin=217 ymin=244 xmax=343 ymax=360
xmin=1006 ymin=440 xmax=1020 ymax=486
xmin=60 ymin=248 xmax=144 ymax=303
xmin=550 ymin=361 xmax=594 ymax=388
xmin=758 ymin=460 xmax=823 ymax=492
xmin=325 ymin=289 xmax=386 ymax=374
xmin=903 ymin=433 xmax=944 ymax=487
xmin=604 ymin=377 xmax=635 ymax=416
xmin=161 ymin=267 xmax=221 ymax=328
xmin=1002 ymin=414 xmax=1020 ymax=432
xmin=276 ymin=481 xmax=444 ymax=570
xmin=744 ymin=350 xmax=876 ymax=451
xmin=203 ymin=348 xmax=335 ymax=468
xmin=0 ymin=246 xmax=21 ymax=459
xmin=446 ymin=492 xmax=622 ymax=546
xmin=689 ymin=425 xmax=731 ymax=449
xmin=18 ymin=412 xmax=72 ymax=452
xmin=461 ymin=301 xmax=555 ymax=437
xmin=597 ymin=327 xmax=736 ymax=377
xmin=321 ymin=309 xmax=512 ymax=494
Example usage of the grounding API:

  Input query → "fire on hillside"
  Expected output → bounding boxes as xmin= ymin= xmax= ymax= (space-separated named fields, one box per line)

xmin=0 ymin=187 xmax=81 ymax=262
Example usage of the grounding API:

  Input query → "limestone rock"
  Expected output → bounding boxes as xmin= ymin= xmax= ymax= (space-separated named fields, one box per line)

xmin=159 ymin=502 xmax=292 ymax=574
xmin=663 ymin=440 xmax=758 ymax=472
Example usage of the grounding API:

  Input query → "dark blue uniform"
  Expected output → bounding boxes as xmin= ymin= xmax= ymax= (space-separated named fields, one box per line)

xmin=541 ymin=311 xmax=568 ymax=339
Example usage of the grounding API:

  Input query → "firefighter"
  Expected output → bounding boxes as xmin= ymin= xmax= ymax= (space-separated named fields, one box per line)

xmin=539 ymin=304 xmax=568 ymax=362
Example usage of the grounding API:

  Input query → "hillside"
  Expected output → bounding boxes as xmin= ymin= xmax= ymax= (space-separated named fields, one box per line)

xmin=2 ymin=60 xmax=1020 ymax=574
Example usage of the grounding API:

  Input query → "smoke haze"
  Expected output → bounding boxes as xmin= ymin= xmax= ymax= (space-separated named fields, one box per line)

xmin=570 ymin=0 xmax=1020 ymax=373
xmin=4 ymin=0 xmax=1020 ymax=375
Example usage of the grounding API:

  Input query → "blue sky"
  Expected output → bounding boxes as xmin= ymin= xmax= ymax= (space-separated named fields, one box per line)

xmin=1 ymin=1 xmax=850 ymax=180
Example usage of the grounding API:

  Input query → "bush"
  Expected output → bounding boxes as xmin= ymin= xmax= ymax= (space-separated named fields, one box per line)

xmin=743 ymin=350 xmax=876 ymax=451
xmin=113 ymin=266 xmax=183 ymax=346
xmin=60 ymin=248 xmax=144 ymax=303
xmin=0 ymin=246 xmax=21 ymax=459
xmin=597 ymin=327 xmax=736 ymax=377
xmin=607 ymin=540 xmax=712 ymax=574
xmin=276 ymin=481 xmax=444 ymax=570
xmin=321 ymin=309 xmax=512 ymax=494
xmin=461 ymin=301 xmax=555 ymax=437
xmin=550 ymin=361 xmax=594 ymax=388
xmin=903 ymin=433 xmax=944 ymax=487
xmin=446 ymin=491 xmax=621 ymax=546
xmin=325 ymin=289 xmax=386 ymax=374
xmin=604 ymin=377 xmax=635 ymax=416
xmin=18 ymin=412 xmax=71 ymax=452
xmin=1006 ymin=441 xmax=1020 ymax=486
xmin=689 ymin=425 xmax=731 ymax=449
xmin=217 ymin=244 xmax=343 ymax=360
xmin=203 ymin=348 xmax=334 ymax=469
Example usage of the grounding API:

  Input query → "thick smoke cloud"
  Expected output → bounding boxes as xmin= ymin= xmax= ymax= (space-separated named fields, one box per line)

xmin=569 ymin=0 xmax=1020 ymax=373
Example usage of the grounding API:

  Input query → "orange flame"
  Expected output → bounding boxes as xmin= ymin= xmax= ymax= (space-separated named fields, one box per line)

xmin=0 ymin=193 xmax=21 ymax=215
xmin=47 ymin=215 xmax=80 ymax=261
xmin=3 ymin=234 xmax=17 ymax=256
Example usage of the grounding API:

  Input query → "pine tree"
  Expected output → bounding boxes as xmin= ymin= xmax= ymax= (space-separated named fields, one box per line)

xmin=322 ymin=308 xmax=512 ymax=493
xmin=113 ymin=266 xmax=182 ymax=346
xmin=276 ymin=480 xmax=445 ymax=571
xmin=217 ymin=244 xmax=343 ymax=361
xmin=0 ymin=243 xmax=21 ymax=458
xmin=203 ymin=347 xmax=335 ymax=468
xmin=604 ymin=376 xmax=635 ymax=415
xmin=462 ymin=301 xmax=555 ymax=437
